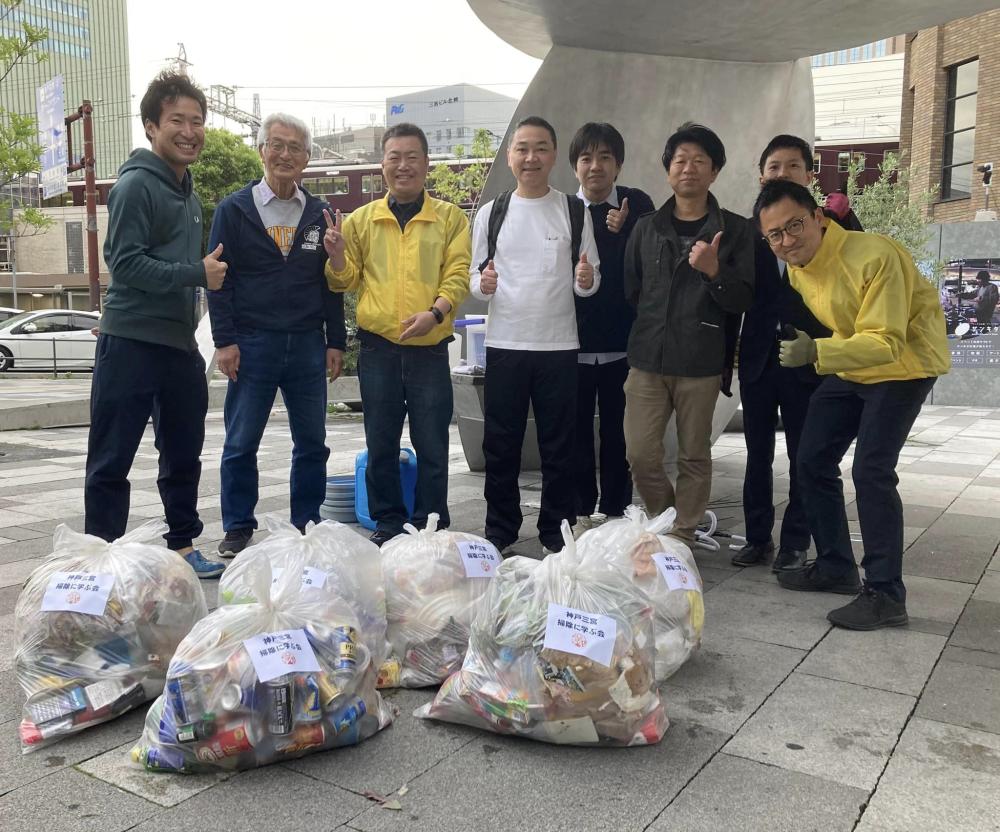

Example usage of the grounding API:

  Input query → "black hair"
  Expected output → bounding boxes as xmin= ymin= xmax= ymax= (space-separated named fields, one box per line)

xmin=752 ymin=179 xmax=819 ymax=225
xmin=139 ymin=71 xmax=207 ymax=140
xmin=758 ymin=134 xmax=814 ymax=174
xmin=661 ymin=122 xmax=726 ymax=172
xmin=512 ymin=115 xmax=557 ymax=148
xmin=381 ymin=122 xmax=429 ymax=155
xmin=976 ymin=270 xmax=992 ymax=282
xmin=568 ymin=122 xmax=625 ymax=167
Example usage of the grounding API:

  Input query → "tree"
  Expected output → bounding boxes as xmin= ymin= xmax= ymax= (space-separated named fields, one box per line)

xmin=1 ymin=0 xmax=51 ymax=239
xmin=426 ymin=129 xmax=495 ymax=207
xmin=189 ymin=127 xmax=263 ymax=245
xmin=839 ymin=152 xmax=943 ymax=283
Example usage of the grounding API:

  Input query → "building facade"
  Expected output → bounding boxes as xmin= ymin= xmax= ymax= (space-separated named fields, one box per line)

xmin=900 ymin=10 xmax=1000 ymax=222
xmin=385 ymin=84 xmax=516 ymax=156
xmin=313 ymin=126 xmax=384 ymax=163
xmin=1 ymin=0 xmax=132 ymax=181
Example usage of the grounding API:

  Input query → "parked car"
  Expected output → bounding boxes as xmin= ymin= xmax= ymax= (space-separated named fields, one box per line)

xmin=0 ymin=306 xmax=24 ymax=323
xmin=0 ymin=309 xmax=100 ymax=372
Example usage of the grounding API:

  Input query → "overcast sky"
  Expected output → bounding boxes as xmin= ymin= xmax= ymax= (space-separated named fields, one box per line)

xmin=124 ymin=0 xmax=541 ymax=146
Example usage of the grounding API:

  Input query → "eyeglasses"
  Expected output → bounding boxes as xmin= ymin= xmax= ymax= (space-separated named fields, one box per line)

xmin=266 ymin=139 xmax=306 ymax=156
xmin=763 ymin=215 xmax=808 ymax=246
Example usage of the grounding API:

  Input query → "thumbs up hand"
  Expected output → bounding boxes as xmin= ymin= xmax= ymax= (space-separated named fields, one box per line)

xmin=480 ymin=259 xmax=498 ymax=295
xmin=203 ymin=243 xmax=228 ymax=291
xmin=575 ymin=252 xmax=595 ymax=291
xmin=778 ymin=327 xmax=818 ymax=368
xmin=689 ymin=231 xmax=723 ymax=280
xmin=607 ymin=197 xmax=629 ymax=234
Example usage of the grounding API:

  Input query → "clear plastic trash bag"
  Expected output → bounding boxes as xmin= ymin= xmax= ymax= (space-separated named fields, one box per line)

xmin=379 ymin=513 xmax=499 ymax=688
xmin=576 ymin=507 xmax=704 ymax=681
xmin=131 ymin=550 xmax=393 ymax=773
xmin=14 ymin=521 xmax=208 ymax=752
xmin=416 ymin=522 xmax=668 ymax=746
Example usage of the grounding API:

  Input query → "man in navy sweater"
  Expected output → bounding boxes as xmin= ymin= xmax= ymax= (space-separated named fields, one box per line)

xmin=569 ymin=123 xmax=655 ymax=525
xmin=208 ymin=113 xmax=346 ymax=554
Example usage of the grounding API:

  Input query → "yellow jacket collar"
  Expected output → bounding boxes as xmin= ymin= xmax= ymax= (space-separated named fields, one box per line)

xmin=372 ymin=191 xmax=439 ymax=224
xmin=801 ymin=217 xmax=848 ymax=274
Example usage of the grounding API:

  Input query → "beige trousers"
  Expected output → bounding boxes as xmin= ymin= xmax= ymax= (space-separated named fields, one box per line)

xmin=623 ymin=368 xmax=721 ymax=542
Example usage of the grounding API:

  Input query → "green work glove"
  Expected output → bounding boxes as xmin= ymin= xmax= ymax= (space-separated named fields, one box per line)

xmin=779 ymin=328 xmax=818 ymax=368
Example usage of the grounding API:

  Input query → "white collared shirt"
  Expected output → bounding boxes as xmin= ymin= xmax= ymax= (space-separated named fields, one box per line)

xmin=576 ymin=185 xmax=626 ymax=365
xmin=252 ymin=178 xmax=307 ymax=257
xmin=576 ymin=184 xmax=619 ymax=209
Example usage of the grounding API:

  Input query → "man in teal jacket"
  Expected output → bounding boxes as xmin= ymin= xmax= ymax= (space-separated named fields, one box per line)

xmin=85 ymin=71 xmax=228 ymax=578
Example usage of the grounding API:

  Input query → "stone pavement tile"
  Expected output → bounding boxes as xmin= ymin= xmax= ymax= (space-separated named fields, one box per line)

xmin=702 ymin=580 xmax=833 ymax=651
xmin=903 ymin=576 xmax=974 ymax=631
xmin=855 ymin=717 xmax=1000 ymax=832
xmin=1 ymin=669 xmax=20 ymax=723
xmin=949 ymin=600 xmax=1000 ymax=654
xmin=0 ymin=706 xmax=148 ymax=796
xmin=648 ymin=753 xmax=866 ymax=832
xmin=903 ymin=460 xmax=988 ymax=477
xmin=973 ymin=571 xmax=1000 ymax=603
xmin=128 ymin=766 xmax=369 ymax=832
xmin=660 ymin=632 xmax=805 ymax=734
xmin=76 ymin=740 xmax=234 ymax=808
xmin=940 ymin=645 xmax=1000 ymax=671
xmin=283 ymin=688 xmax=478 ymax=796
xmin=0 ymin=613 xmax=18 ymax=672
xmin=0 ymin=534 xmax=57 ymax=565
xmin=0 ymin=766 xmax=161 ymax=832
xmin=0 ymin=582 xmax=18 ymax=614
xmin=0 ymin=525 xmax=51 ymax=541
xmin=928 ymin=513 xmax=1000 ymax=541
xmin=347 ymin=718 xmax=728 ymax=832
xmin=916 ymin=661 xmax=1000 ymax=734
xmin=0 ymin=507 xmax=55 ymax=529
xmin=723 ymin=672 xmax=915 ymax=790
xmin=797 ymin=627 xmax=946 ymax=696
xmin=902 ymin=532 xmax=996 ymax=583
xmin=0 ymin=558 xmax=44 ymax=589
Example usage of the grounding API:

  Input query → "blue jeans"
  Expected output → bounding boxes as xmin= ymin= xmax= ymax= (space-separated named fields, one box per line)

xmin=358 ymin=332 xmax=453 ymax=534
xmin=220 ymin=329 xmax=329 ymax=531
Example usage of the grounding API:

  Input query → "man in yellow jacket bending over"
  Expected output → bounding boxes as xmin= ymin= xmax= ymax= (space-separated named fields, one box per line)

xmin=323 ymin=123 xmax=471 ymax=546
xmin=754 ymin=179 xmax=949 ymax=631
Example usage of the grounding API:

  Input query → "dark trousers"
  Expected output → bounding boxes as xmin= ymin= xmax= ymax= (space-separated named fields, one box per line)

xmin=483 ymin=347 xmax=577 ymax=550
xmin=740 ymin=356 xmax=818 ymax=550
xmin=85 ymin=334 xmax=207 ymax=549
xmin=220 ymin=329 xmax=329 ymax=532
xmin=358 ymin=334 xmax=453 ymax=534
xmin=797 ymin=375 xmax=935 ymax=601
xmin=575 ymin=358 xmax=631 ymax=516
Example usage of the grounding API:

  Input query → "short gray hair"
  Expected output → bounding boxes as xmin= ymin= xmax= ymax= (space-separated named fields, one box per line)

xmin=257 ymin=113 xmax=312 ymax=156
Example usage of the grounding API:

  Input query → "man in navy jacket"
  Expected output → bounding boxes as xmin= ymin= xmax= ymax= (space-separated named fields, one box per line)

xmin=208 ymin=113 xmax=346 ymax=554
xmin=569 ymin=123 xmax=655 ymax=525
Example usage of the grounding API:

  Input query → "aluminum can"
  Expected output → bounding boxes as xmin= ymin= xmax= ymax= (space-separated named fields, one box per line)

xmin=274 ymin=723 xmax=325 ymax=754
xmin=332 ymin=696 xmax=367 ymax=733
xmin=194 ymin=720 xmax=256 ymax=762
xmin=265 ymin=677 xmax=293 ymax=735
xmin=219 ymin=683 xmax=254 ymax=713
xmin=165 ymin=667 xmax=202 ymax=725
xmin=132 ymin=744 xmax=185 ymax=771
xmin=335 ymin=640 xmax=358 ymax=673
xmin=376 ymin=658 xmax=401 ymax=689
xmin=295 ymin=675 xmax=322 ymax=722
xmin=315 ymin=673 xmax=341 ymax=709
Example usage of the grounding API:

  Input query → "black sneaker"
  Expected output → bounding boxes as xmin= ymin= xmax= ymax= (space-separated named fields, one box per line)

xmin=776 ymin=561 xmax=861 ymax=595
xmin=731 ymin=540 xmax=774 ymax=567
xmin=369 ymin=529 xmax=398 ymax=548
xmin=827 ymin=587 xmax=908 ymax=630
xmin=218 ymin=527 xmax=253 ymax=558
xmin=772 ymin=547 xmax=808 ymax=573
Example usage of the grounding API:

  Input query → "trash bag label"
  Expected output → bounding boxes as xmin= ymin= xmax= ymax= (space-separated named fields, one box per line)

xmin=271 ymin=566 xmax=329 ymax=589
xmin=456 ymin=540 xmax=502 ymax=578
xmin=40 ymin=572 xmax=114 ymax=616
xmin=244 ymin=629 xmax=321 ymax=682
xmin=543 ymin=603 xmax=617 ymax=667
xmin=652 ymin=553 xmax=701 ymax=593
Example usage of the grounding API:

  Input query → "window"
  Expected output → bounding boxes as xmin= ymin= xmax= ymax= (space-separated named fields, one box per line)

xmin=837 ymin=50 xmax=848 ymax=64
xmin=853 ymin=152 xmax=866 ymax=170
xmin=942 ymin=59 xmax=978 ymax=200
xmin=446 ymin=128 xmax=452 ymax=140
xmin=436 ymin=130 xmax=442 ymax=141
xmin=837 ymin=152 xmax=851 ymax=173
xmin=362 ymin=175 xmax=372 ymax=194
xmin=28 ymin=314 xmax=74 ymax=333
xmin=862 ymin=43 xmax=873 ymax=61
xmin=373 ymin=175 xmax=383 ymax=193
xmin=876 ymin=39 xmax=886 ymax=57
xmin=813 ymin=155 xmax=821 ymax=173
xmin=850 ymin=47 xmax=860 ymax=63
xmin=304 ymin=176 xmax=349 ymax=196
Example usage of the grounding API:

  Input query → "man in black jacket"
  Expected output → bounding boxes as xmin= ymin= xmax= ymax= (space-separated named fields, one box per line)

xmin=733 ymin=135 xmax=832 ymax=571
xmin=569 ymin=123 xmax=655 ymax=526
xmin=623 ymin=123 xmax=754 ymax=544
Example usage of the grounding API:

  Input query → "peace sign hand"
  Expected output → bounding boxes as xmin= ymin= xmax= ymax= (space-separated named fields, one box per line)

xmin=323 ymin=208 xmax=346 ymax=268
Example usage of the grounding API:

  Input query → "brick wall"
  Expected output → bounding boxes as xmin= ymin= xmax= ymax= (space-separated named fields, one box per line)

xmin=900 ymin=10 xmax=1000 ymax=222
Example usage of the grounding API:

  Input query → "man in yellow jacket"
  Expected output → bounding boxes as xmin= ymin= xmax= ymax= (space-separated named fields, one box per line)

xmin=323 ymin=123 xmax=471 ymax=546
xmin=753 ymin=179 xmax=949 ymax=630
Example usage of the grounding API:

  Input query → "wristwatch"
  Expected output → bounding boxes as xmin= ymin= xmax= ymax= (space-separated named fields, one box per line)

xmin=428 ymin=305 xmax=445 ymax=324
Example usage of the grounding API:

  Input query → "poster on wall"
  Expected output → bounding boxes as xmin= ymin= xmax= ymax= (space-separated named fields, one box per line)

xmin=940 ymin=258 xmax=1000 ymax=368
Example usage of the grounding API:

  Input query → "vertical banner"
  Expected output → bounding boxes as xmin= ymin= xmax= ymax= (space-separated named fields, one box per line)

xmin=37 ymin=75 xmax=68 ymax=199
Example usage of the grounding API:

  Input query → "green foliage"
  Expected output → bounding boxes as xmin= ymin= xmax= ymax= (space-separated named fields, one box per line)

xmin=841 ymin=152 xmax=943 ymax=283
xmin=426 ymin=129 xmax=494 ymax=206
xmin=342 ymin=290 xmax=359 ymax=375
xmin=1 ymin=0 xmax=48 ymax=237
xmin=189 ymin=128 xmax=263 ymax=244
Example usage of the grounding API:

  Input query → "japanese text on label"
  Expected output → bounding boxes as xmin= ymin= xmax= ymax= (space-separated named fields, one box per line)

xmin=244 ymin=628 xmax=320 ymax=682
xmin=543 ymin=603 xmax=617 ymax=667
xmin=40 ymin=572 xmax=114 ymax=616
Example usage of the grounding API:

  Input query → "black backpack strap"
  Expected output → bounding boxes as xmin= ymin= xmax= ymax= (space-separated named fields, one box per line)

xmin=567 ymin=194 xmax=585 ymax=271
xmin=478 ymin=190 xmax=512 ymax=272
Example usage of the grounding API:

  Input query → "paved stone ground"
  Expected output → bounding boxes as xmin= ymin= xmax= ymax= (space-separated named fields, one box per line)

xmin=1 ymin=402 xmax=999 ymax=831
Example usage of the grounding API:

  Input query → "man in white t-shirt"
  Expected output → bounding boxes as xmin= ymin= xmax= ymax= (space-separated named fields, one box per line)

xmin=470 ymin=116 xmax=601 ymax=554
